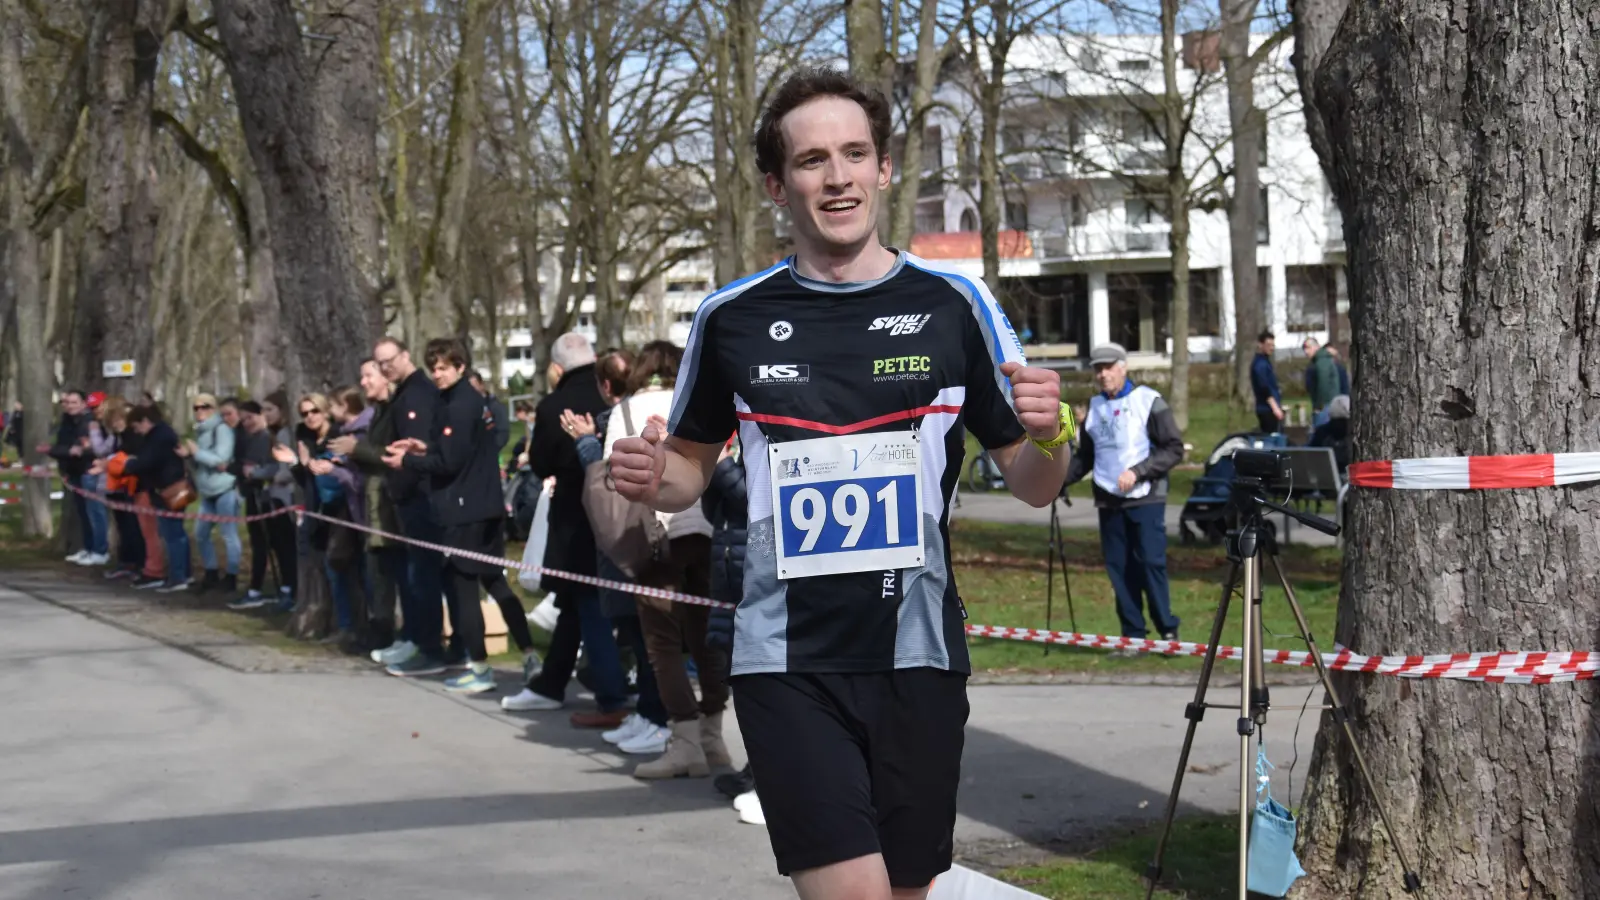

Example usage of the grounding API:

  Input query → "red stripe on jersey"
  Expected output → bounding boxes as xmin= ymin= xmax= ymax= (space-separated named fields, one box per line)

xmin=737 ymin=404 xmax=964 ymax=436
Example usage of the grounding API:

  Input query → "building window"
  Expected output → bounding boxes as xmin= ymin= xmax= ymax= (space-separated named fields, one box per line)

xmin=1188 ymin=268 xmax=1222 ymax=337
xmin=959 ymin=208 xmax=978 ymax=232
xmin=959 ymin=128 xmax=977 ymax=181
xmin=1118 ymin=107 xmax=1161 ymax=144
xmin=675 ymin=311 xmax=695 ymax=324
xmin=1068 ymin=193 xmax=1090 ymax=227
xmin=924 ymin=125 xmax=943 ymax=173
xmin=1005 ymin=201 xmax=1029 ymax=231
xmin=1286 ymin=266 xmax=1333 ymax=331
xmin=578 ymin=314 xmax=593 ymax=328
xmin=1118 ymin=58 xmax=1151 ymax=72
xmin=1125 ymin=195 xmax=1169 ymax=226
xmin=1257 ymin=110 xmax=1268 ymax=165
xmin=915 ymin=209 xmax=944 ymax=234
xmin=1257 ymin=187 xmax=1271 ymax=245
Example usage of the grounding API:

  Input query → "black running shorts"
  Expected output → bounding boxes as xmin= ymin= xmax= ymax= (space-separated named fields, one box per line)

xmin=732 ymin=668 xmax=969 ymax=888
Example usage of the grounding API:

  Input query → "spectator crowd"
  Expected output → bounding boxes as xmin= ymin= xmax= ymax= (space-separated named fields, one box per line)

xmin=17 ymin=331 xmax=763 ymax=823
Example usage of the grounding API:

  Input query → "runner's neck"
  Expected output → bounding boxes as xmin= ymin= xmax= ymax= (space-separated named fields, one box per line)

xmin=789 ymin=242 xmax=897 ymax=285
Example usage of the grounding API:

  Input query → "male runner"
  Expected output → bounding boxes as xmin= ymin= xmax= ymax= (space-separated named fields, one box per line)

xmin=610 ymin=68 xmax=1074 ymax=900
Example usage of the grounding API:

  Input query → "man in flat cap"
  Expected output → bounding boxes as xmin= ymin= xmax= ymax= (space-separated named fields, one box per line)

xmin=1064 ymin=343 xmax=1185 ymax=651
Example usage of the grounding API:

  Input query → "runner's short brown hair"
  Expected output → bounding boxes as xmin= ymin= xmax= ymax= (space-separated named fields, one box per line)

xmin=755 ymin=68 xmax=891 ymax=177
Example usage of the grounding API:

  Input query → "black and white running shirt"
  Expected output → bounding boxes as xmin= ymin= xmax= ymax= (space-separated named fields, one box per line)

xmin=669 ymin=251 xmax=1028 ymax=675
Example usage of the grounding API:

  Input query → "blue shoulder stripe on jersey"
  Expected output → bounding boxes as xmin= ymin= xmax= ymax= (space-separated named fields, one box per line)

xmin=901 ymin=256 xmax=1013 ymax=382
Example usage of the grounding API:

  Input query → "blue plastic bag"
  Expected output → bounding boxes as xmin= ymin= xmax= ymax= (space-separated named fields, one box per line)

xmin=1247 ymin=746 xmax=1307 ymax=897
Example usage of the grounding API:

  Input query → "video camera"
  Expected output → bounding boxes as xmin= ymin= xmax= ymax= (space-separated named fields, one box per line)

xmin=1230 ymin=448 xmax=1291 ymax=488
xmin=1228 ymin=447 xmax=1340 ymax=538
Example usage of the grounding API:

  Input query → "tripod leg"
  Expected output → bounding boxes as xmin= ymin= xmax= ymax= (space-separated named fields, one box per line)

xmin=1236 ymin=552 xmax=1262 ymax=900
xmin=1045 ymin=503 xmax=1056 ymax=655
xmin=1266 ymin=552 xmax=1424 ymax=893
xmin=1143 ymin=561 xmax=1243 ymax=900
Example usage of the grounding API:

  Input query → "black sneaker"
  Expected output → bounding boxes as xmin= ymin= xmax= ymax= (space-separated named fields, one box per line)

xmin=132 ymin=575 xmax=165 ymax=590
xmin=155 ymin=580 xmax=190 ymax=594
xmin=1161 ymin=630 xmax=1180 ymax=643
xmin=228 ymin=592 xmax=271 ymax=611
xmin=715 ymin=764 xmax=755 ymax=800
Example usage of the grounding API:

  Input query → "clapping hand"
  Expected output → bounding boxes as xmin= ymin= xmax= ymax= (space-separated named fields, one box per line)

xmin=271 ymin=444 xmax=297 ymax=464
xmin=307 ymin=459 xmax=335 ymax=476
xmin=559 ymin=409 xmax=595 ymax=439
xmin=328 ymin=435 xmax=357 ymax=455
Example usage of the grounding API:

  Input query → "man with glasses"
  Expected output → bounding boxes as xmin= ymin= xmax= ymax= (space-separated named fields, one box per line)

xmin=371 ymin=338 xmax=457 ymax=675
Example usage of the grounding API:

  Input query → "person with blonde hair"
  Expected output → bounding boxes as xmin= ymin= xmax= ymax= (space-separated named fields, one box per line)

xmin=185 ymin=392 xmax=241 ymax=594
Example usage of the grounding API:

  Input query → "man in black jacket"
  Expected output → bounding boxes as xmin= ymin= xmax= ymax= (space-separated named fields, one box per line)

xmin=1063 ymin=344 xmax=1185 ymax=647
xmin=40 ymin=390 xmax=94 ymax=562
xmin=373 ymin=336 xmax=456 ymax=674
xmin=501 ymin=332 xmax=626 ymax=719
xmin=385 ymin=338 xmax=535 ymax=693
xmin=469 ymin=370 xmax=512 ymax=454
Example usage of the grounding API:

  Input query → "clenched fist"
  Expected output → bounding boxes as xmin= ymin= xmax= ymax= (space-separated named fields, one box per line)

xmin=999 ymin=362 xmax=1064 ymax=442
xmin=610 ymin=422 xmax=667 ymax=503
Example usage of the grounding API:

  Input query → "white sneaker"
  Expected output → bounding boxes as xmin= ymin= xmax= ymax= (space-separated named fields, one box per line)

xmin=602 ymin=713 xmax=651 ymax=746
xmin=500 ymin=688 xmax=563 ymax=712
xmin=734 ymin=790 xmax=761 ymax=813
xmin=617 ymin=722 xmax=670 ymax=755
xmin=80 ymin=552 xmax=109 ymax=566
xmin=65 ymin=551 xmax=88 ymax=564
xmin=528 ymin=594 xmax=560 ymax=632
xmin=371 ymin=640 xmax=417 ymax=665
xmin=736 ymin=791 xmax=766 ymax=826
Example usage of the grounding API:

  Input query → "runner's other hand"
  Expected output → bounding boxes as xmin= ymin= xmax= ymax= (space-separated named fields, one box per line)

xmin=611 ymin=423 xmax=666 ymax=503
xmin=999 ymin=362 xmax=1064 ymax=441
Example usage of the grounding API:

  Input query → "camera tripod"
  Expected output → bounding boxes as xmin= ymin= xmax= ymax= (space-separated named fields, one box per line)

xmin=1142 ymin=482 xmax=1421 ymax=900
xmin=1043 ymin=493 xmax=1079 ymax=645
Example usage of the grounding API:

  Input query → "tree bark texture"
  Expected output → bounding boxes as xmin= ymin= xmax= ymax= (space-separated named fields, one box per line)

xmin=71 ymin=0 xmax=169 ymax=399
xmin=1160 ymin=0 xmax=1189 ymax=430
xmin=215 ymin=0 xmax=379 ymax=400
xmin=1222 ymin=0 xmax=1263 ymax=408
xmin=1288 ymin=0 xmax=1346 ymax=188
xmin=1 ymin=0 xmax=59 ymax=536
xmin=1293 ymin=0 xmax=1600 ymax=895
xmin=419 ymin=0 xmax=488 ymax=324
xmin=887 ymin=0 xmax=941 ymax=249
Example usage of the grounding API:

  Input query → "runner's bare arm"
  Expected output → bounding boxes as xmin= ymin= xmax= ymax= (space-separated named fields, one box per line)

xmin=610 ymin=424 xmax=722 ymax=513
xmin=989 ymin=362 xmax=1071 ymax=507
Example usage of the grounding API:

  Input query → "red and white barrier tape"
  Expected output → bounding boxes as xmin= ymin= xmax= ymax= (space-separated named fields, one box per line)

xmin=1350 ymin=452 xmax=1600 ymax=490
xmin=0 ymin=492 xmax=62 ymax=504
xmin=36 ymin=470 xmax=1598 ymax=684
xmin=55 ymin=480 xmax=303 ymax=523
xmin=963 ymin=626 xmax=1599 ymax=685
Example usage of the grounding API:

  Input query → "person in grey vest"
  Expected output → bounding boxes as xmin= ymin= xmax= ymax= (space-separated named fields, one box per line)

xmin=1064 ymin=343 xmax=1185 ymax=649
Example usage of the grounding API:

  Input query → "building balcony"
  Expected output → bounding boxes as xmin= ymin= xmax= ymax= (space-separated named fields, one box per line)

xmin=1028 ymin=226 xmax=1172 ymax=261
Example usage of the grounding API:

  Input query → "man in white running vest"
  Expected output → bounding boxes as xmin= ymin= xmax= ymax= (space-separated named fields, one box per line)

xmin=1065 ymin=343 xmax=1185 ymax=650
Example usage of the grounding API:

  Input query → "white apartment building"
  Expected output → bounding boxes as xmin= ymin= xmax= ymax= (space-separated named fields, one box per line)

xmin=899 ymin=31 xmax=1347 ymax=367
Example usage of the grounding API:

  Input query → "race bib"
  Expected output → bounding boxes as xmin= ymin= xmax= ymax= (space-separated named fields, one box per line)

xmin=769 ymin=431 xmax=924 ymax=580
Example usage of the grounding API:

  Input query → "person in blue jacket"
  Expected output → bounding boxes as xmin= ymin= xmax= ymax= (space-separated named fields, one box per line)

xmin=1250 ymin=331 xmax=1284 ymax=434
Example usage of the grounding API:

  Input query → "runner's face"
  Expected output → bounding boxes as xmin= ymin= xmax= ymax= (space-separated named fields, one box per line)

xmin=768 ymin=96 xmax=890 ymax=257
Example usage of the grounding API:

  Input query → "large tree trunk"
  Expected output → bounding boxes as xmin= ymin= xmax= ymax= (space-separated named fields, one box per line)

xmin=1289 ymin=0 xmax=1347 ymax=187
xmin=1160 ymin=0 xmax=1189 ymax=429
xmin=71 ymin=0 xmax=169 ymax=400
xmin=1222 ymin=0 xmax=1263 ymax=408
xmin=418 ymin=0 xmax=488 ymax=321
xmin=1291 ymin=0 xmax=1600 ymax=894
xmin=888 ymin=0 xmax=941 ymax=249
xmin=728 ymin=0 xmax=760 ymax=273
xmin=215 ymin=0 xmax=380 ymax=399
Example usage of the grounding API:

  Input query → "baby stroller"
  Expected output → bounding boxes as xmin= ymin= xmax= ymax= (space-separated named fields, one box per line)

xmin=1177 ymin=431 xmax=1287 ymax=546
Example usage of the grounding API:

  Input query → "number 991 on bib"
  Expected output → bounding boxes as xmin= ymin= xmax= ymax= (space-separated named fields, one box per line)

xmin=770 ymin=432 xmax=925 ymax=580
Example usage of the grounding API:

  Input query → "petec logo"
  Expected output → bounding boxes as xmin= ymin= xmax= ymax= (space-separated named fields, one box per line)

xmin=872 ymin=355 xmax=933 ymax=382
xmin=749 ymin=363 xmax=810 ymax=385
xmin=868 ymin=314 xmax=932 ymax=336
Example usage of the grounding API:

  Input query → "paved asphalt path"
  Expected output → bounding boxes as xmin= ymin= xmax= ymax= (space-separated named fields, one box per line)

xmin=0 ymin=578 xmax=1321 ymax=900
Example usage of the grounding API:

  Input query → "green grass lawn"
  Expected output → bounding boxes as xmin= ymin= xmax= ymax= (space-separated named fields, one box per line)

xmin=1001 ymin=815 xmax=1239 ymax=899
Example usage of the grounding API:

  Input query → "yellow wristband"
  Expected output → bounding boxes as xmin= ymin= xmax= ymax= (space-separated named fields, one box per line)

xmin=1030 ymin=402 xmax=1077 ymax=459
